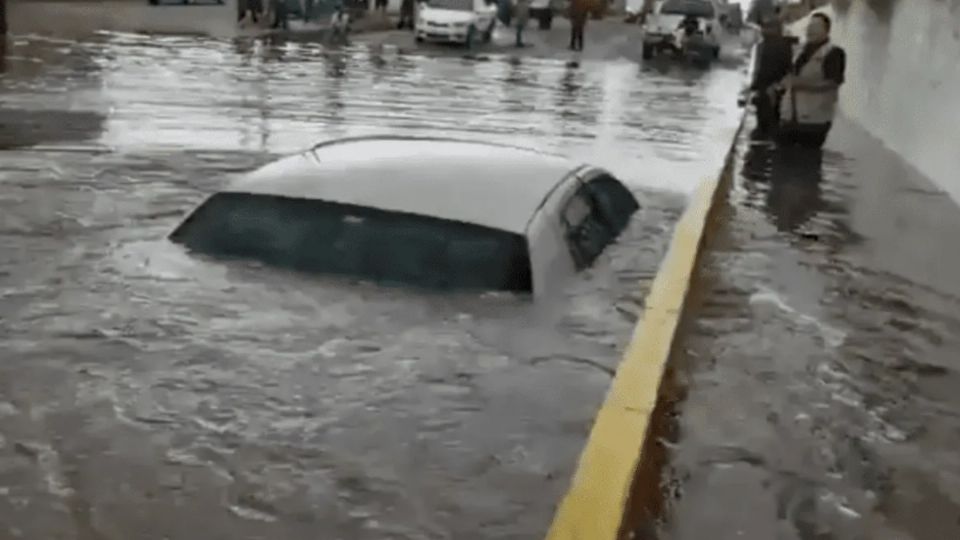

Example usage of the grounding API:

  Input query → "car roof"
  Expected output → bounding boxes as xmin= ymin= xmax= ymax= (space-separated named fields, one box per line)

xmin=222 ymin=136 xmax=588 ymax=235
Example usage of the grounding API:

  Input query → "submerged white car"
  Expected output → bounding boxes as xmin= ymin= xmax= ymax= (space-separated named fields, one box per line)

xmin=169 ymin=136 xmax=640 ymax=296
xmin=415 ymin=0 xmax=498 ymax=47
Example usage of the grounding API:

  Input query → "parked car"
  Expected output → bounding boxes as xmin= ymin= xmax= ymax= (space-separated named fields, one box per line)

xmin=642 ymin=0 xmax=721 ymax=60
xmin=415 ymin=0 xmax=498 ymax=47
xmin=529 ymin=0 xmax=566 ymax=30
xmin=169 ymin=136 xmax=640 ymax=296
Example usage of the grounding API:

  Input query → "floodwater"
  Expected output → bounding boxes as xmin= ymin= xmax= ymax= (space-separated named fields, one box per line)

xmin=0 ymin=32 xmax=741 ymax=538
xmin=661 ymin=119 xmax=960 ymax=540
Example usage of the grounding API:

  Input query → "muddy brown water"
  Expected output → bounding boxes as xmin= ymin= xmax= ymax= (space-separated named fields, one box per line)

xmin=0 ymin=32 xmax=742 ymax=538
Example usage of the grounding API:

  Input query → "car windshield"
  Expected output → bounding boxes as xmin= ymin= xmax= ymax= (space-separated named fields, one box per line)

xmin=169 ymin=193 xmax=533 ymax=293
xmin=660 ymin=0 xmax=714 ymax=17
xmin=427 ymin=0 xmax=473 ymax=10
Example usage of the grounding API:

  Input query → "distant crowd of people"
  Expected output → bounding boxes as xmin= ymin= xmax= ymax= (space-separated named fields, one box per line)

xmin=239 ymin=0 xmax=294 ymax=29
xmin=238 ymin=0 xmax=601 ymax=52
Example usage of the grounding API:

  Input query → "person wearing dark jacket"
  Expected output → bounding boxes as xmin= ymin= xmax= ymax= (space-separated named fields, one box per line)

xmin=240 ymin=0 xmax=265 ymax=25
xmin=398 ymin=0 xmax=416 ymax=29
xmin=750 ymin=17 xmax=794 ymax=136
xmin=569 ymin=0 xmax=589 ymax=51
xmin=271 ymin=0 xmax=289 ymax=29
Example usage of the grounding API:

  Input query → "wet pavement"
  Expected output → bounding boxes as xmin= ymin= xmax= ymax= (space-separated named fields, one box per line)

xmin=661 ymin=118 xmax=960 ymax=540
xmin=0 ymin=27 xmax=742 ymax=539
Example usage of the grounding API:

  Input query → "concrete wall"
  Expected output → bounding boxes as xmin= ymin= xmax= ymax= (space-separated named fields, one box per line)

xmin=6 ymin=0 xmax=240 ymax=37
xmin=791 ymin=0 xmax=960 ymax=203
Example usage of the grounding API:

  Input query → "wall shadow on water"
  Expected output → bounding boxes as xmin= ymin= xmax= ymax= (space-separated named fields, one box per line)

xmin=0 ymin=108 xmax=106 ymax=150
xmin=0 ymin=35 xmax=107 ymax=149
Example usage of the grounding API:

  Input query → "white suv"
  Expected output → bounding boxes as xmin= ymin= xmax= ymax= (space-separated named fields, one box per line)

xmin=416 ymin=0 xmax=499 ymax=47
xmin=642 ymin=0 xmax=721 ymax=60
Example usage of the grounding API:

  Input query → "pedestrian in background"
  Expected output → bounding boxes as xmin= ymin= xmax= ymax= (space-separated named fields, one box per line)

xmin=747 ymin=0 xmax=777 ymax=27
xmin=270 ymin=0 xmax=289 ymax=29
xmin=330 ymin=0 xmax=351 ymax=39
xmin=239 ymin=0 xmax=265 ymax=26
xmin=497 ymin=0 xmax=513 ymax=27
xmin=749 ymin=16 xmax=794 ymax=137
xmin=398 ymin=0 xmax=415 ymax=29
xmin=569 ymin=0 xmax=589 ymax=51
xmin=514 ymin=0 xmax=530 ymax=47
xmin=302 ymin=0 xmax=314 ymax=22
xmin=775 ymin=12 xmax=846 ymax=149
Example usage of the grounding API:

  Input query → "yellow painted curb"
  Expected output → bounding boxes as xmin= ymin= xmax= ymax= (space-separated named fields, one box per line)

xmin=544 ymin=124 xmax=743 ymax=540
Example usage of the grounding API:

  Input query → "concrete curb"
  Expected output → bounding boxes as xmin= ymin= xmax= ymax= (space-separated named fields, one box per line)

xmin=544 ymin=116 xmax=746 ymax=540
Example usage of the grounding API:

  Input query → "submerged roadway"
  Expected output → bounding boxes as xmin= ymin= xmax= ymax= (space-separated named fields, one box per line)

xmin=0 ymin=17 xmax=744 ymax=539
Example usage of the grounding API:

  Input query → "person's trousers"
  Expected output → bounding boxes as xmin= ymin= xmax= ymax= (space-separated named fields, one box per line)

xmin=515 ymin=25 xmax=524 ymax=46
xmin=570 ymin=25 xmax=584 ymax=50
xmin=753 ymin=89 xmax=780 ymax=136
xmin=272 ymin=1 xmax=288 ymax=29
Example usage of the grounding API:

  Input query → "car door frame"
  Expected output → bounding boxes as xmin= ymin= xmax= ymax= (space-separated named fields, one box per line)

xmin=524 ymin=167 xmax=586 ymax=297
xmin=525 ymin=165 xmax=639 ymax=296
xmin=562 ymin=166 xmax=621 ymax=271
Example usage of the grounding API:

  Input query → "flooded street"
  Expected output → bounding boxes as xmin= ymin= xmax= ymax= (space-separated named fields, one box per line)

xmin=0 ymin=28 xmax=742 ymax=539
xmin=661 ymin=119 xmax=960 ymax=540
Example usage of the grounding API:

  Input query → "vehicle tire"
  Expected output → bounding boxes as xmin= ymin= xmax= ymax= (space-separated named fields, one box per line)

xmin=465 ymin=24 xmax=476 ymax=49
xmin=416 ymin=35 xmax=424 ymax=43
xmin=642 ymin=42 xmax=655 ymax=60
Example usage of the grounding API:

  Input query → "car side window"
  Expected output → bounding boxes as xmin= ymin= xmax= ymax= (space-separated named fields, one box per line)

xmin=584 ymin=174 xmax=640 ymax=235
xmin=560 ymin=185 xmax=614 ymax=270
xmin=559 ymin=174 xmax=640 ymax=270
xmin=170 ymin=193 xmax=532 ymax=292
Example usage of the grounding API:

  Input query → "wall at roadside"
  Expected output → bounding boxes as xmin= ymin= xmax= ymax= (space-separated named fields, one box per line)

xmin=6 ymin=0 xmax=239 ymax=37
xmin=789 ymin=0 xmax=960 ymax=203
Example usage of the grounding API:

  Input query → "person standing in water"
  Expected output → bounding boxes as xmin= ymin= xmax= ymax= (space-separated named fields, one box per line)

xmin=775 ymin=12 xmax=846 ymax=149
xmin=514 ymin=0 xmax=530 ymax=47
xmin=398 ymin=0 xmax=416 ymax=29
xmin=749 ymin=16 xmax=794 ymax=137
xmin=569 ymin=0 xmax=589 ymax=51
